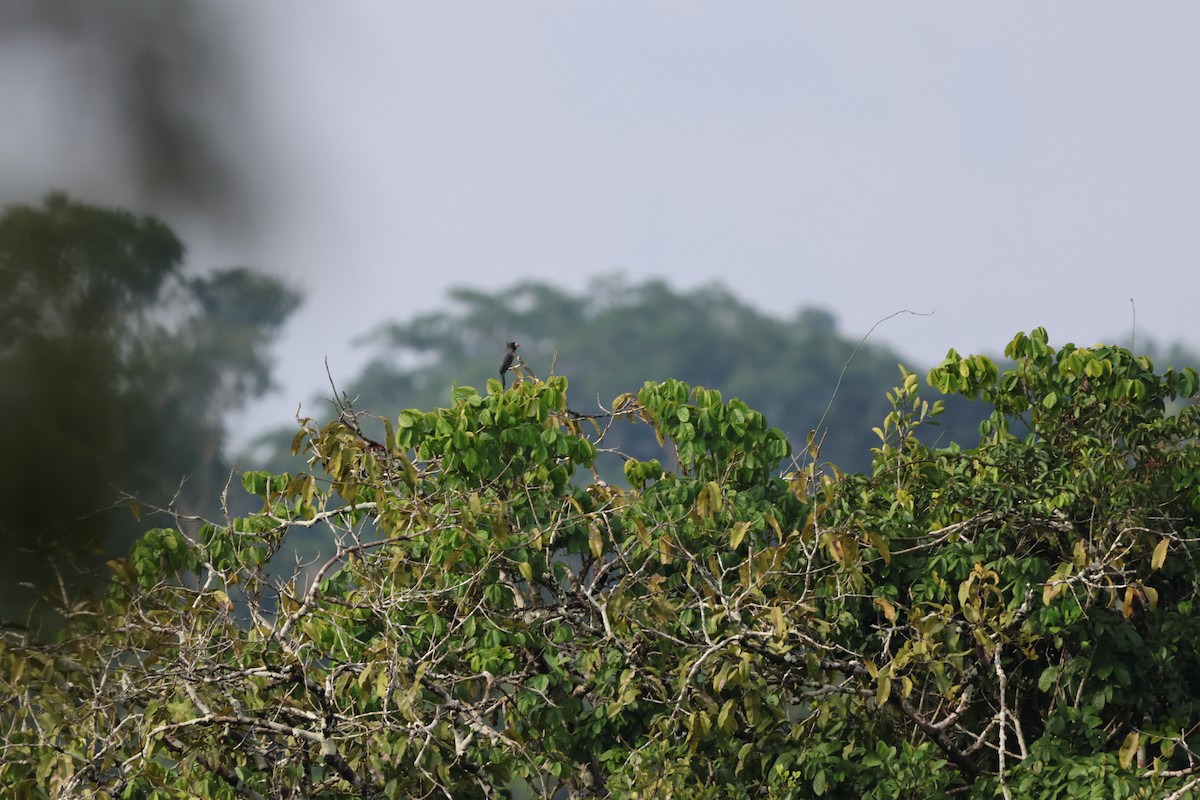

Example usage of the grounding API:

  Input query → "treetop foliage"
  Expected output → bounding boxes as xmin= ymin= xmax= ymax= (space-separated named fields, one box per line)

xmin=5 ymin=326 xmax=1200 ymax=798
xmin=286 ymin=275 xmax=984 ymax=477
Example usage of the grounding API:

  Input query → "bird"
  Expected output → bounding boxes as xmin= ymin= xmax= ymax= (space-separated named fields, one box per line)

xmin=500 ymin=341 xmax=520 ymax=388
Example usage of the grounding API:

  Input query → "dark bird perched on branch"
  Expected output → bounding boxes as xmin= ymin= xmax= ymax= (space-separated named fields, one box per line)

xmin=500 ymin=341 xmax=520 ymax=388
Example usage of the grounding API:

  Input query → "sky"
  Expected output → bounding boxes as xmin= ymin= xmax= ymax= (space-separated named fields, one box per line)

xmin=5 ymin=4 xmax=1200 ymax=445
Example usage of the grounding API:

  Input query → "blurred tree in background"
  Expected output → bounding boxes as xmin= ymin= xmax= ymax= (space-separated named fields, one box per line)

xmin=0 ymin=194 xmax=300 ymax=619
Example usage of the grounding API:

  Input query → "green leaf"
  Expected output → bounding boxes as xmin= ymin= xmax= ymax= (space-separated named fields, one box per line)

xmin=242 ymin=470 xmax=269 ymax=496
xmin=813 ymin=769 xmax=827 ymax=795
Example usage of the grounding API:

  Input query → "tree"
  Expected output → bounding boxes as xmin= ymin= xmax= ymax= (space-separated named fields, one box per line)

xmin=0 ymin=194 xmax=300 ymax=616
xmin=3 ymin=329 xmax=1199 ymax=798
xmin=248 ymin=277 xmax=986 ymax=574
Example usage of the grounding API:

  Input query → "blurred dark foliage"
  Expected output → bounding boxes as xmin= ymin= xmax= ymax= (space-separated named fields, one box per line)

xmin=0 ymin=194 xmax=300 ymax=620
xmin=0 ymin=0 xmax=253 ymax=228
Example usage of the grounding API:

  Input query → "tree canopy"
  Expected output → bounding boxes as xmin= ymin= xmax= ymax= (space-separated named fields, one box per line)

xmin=0 ymin=193 xmax=300 ymax=615
xmin=4 ymin=328 xmax=1200 ymax=798
xmin=259 ymin=276 xmax=984 ymax=477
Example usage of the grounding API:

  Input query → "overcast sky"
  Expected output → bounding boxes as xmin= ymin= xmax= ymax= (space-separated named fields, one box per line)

xmin=7 ymin=4 xmax=1200 ymax=443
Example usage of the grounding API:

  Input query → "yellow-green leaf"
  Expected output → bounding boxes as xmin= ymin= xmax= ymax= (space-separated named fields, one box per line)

xmin=1122 ymin=586 xmax=1137 ymax=619
xmin=633 ymin=517 xmax=651 ymax=548
xmin=1043 ymin=579 xmax=1064 ymax=606
xmin=107 ymin=558 xmax=135 ymax=582
xmin=1152 ymin=537 xmax=1170 ymax=571
xmin=717 ymin=699 xmax=734 ymax=731
xmin=770 ymin=605 xmax=787 ymax=636
xmin=1118 ymin=731 xmax=1140 ymax=769
xmin=876 ymin=674 xmax=892 ymax=707
xmin=658 ymin=536 xmax=673 ymax=565
xmin=730 ymin=521 xmax=751 ymax=550
xmin=1043 ymin=563 xmax=1071 ymax=606
xmin=1073 ymin=539 xmax=1088 ymax=568
xmin=875 ymin=597 xmax=897 ymax=623
xmin=864 ymin=528 xmax=891 ymax=564
xmin=706 ymin=481 xmax=723 ymax=513
xmin=588 ymin=524 xmax=604 ymax=559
